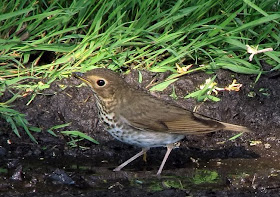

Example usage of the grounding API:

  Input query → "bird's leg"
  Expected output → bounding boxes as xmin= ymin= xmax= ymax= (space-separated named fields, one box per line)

xmin=156 ymin=144 xmax=175 ymax=175
xmin=113 ymin=147 xmax=150 ymax=172
xmin=143 ymin=152 xmax=147 ymax=163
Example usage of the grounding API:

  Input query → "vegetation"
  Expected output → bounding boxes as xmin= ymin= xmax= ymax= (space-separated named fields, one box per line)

xmin=1 ymin=0 xmax=279 ymax=142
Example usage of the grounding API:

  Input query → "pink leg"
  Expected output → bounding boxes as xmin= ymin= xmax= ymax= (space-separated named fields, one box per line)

xmin=113 ymin=148 xmax=150 ymax=172
xmin=156 ymin=144 xmax=174 ymax=175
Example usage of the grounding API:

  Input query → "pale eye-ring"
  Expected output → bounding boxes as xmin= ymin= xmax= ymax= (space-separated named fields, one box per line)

xmin=96 ymin=79 xmax=106 ymax=86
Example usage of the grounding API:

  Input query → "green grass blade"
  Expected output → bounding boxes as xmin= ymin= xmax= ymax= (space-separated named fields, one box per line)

xmin=61 ymin=131 xmax=99 ymax=145
xmin=150 ymin=78 xmax=178 ymax=92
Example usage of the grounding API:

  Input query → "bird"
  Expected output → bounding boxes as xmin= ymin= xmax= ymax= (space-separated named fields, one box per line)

xmin=73 ymin=68 xmax=250 ymax=175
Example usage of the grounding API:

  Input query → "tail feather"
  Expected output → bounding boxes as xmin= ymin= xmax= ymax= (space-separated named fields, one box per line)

xmin=221 ymin=122 xmax=251 ymax=133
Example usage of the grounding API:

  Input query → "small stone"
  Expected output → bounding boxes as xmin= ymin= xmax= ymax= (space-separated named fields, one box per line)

xmin=10 ymin=165 xmax=22 ymax=181
xmin=264 ymin=143 xmax=271 ymax=149
xmin=48 ymin=169 xmax=75 ymax=185
xmin=0 ymin=146 xmax=7 ymax=157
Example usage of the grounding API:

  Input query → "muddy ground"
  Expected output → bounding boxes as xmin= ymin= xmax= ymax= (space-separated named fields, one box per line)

xmin=0 ymin=67 xmax=280 ymax=196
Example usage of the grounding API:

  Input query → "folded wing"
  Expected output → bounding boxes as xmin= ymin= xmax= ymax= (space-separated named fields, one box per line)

xmin=119 ymin=92 xmax=250 ymax=134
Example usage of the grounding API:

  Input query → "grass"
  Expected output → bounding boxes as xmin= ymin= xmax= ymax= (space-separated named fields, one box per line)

xmin=0 ymin=0 xmax=279 ymax=142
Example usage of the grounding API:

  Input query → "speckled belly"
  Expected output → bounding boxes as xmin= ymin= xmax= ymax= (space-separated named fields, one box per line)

xmin=107 ymin=127 xmax=185 ymax=148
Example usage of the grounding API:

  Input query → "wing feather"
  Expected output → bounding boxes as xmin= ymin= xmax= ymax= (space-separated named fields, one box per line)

xmin=118 ymin=91 xmax=233 ymax=135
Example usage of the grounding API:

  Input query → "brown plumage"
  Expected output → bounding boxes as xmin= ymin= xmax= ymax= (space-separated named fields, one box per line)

xmin=73 ymin=68 xmax=250 ymax=175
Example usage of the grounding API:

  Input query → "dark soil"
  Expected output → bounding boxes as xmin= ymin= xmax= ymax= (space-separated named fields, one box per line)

xmin=1 ymin=68 xmax=280 ymax=196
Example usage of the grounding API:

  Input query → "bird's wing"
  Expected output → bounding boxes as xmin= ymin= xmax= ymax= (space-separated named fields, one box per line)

xmin=119 ymin=92 xmax=226 ymax=134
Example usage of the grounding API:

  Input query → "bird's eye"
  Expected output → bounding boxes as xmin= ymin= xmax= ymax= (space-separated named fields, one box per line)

xmin=97 ymin=79 xmax=106 ymax=86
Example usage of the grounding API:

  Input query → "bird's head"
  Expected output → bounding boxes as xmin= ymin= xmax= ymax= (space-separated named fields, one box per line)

xmin=73 ymin=68 xmax=127 ymax=101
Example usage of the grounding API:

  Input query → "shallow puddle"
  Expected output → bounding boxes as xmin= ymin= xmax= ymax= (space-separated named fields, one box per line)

xmin=1 ymin=155 xmax=280 ymax=196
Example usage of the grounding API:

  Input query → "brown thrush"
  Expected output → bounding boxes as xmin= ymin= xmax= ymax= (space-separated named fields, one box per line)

xmin=73 ymin=68 xmax=250 ymax=175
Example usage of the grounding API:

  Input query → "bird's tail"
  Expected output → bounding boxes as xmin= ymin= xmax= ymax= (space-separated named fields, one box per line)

xmin=192 ymin=113 xmax=251 ymax=133
xmin=221 ymin=122 xmax=251 ymax=133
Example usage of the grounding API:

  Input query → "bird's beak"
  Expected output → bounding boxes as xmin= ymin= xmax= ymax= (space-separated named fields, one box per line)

xmin=72 ymin=72 xmax=90 ymax=84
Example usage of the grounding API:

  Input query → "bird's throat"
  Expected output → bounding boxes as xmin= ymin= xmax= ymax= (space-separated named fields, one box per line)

xmin=94 ymin=94 xmax=118 ymax=114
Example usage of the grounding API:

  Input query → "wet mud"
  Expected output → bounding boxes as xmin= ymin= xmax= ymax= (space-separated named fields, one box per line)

xmin=0 ymin=69 xmax=280 ymax=196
